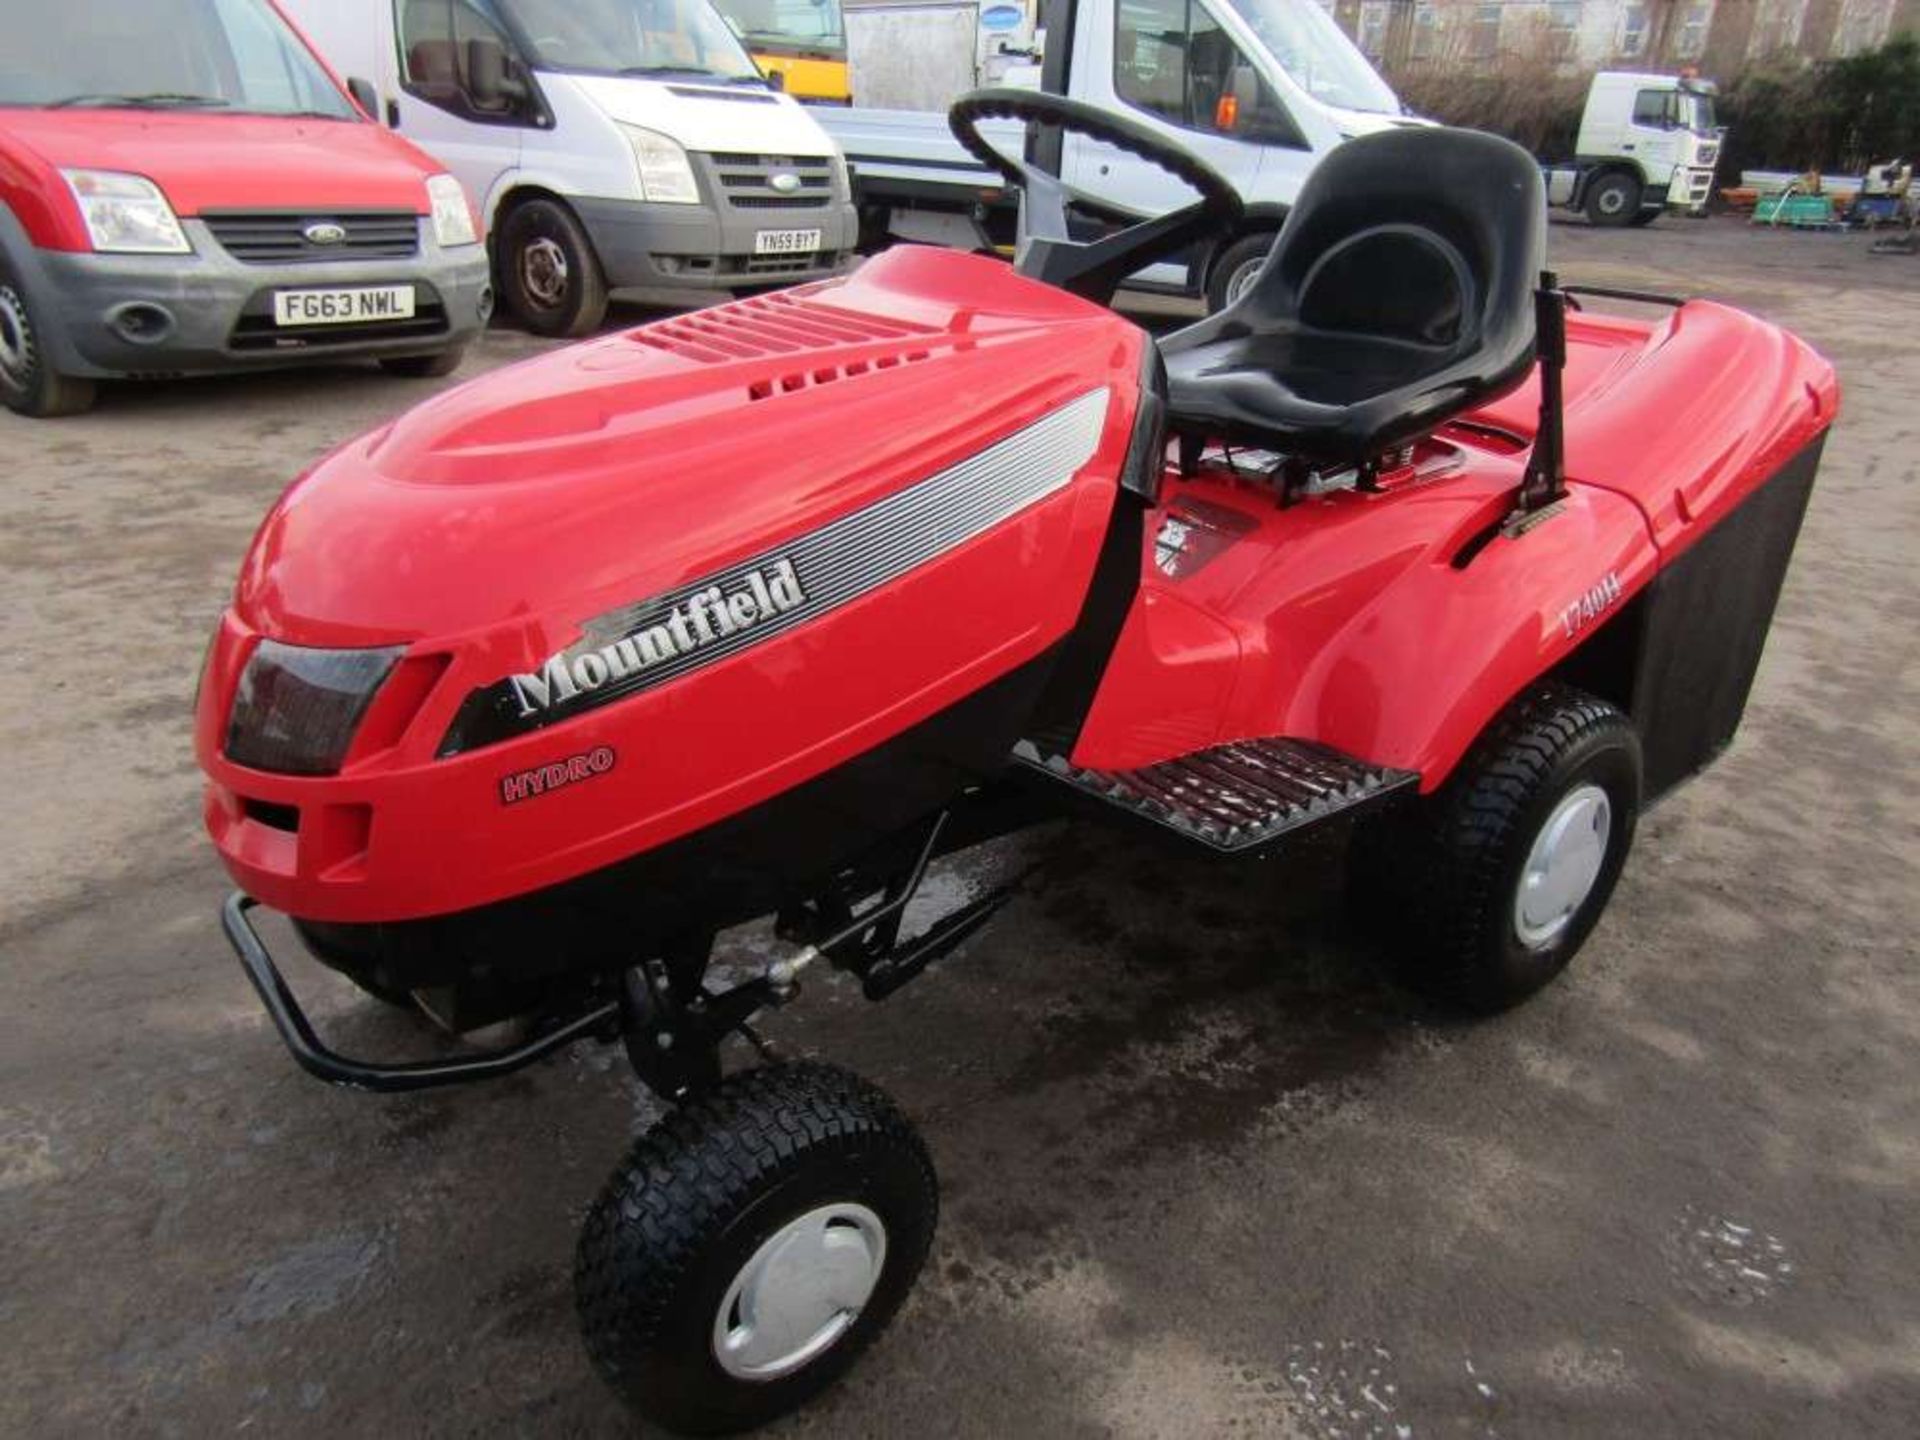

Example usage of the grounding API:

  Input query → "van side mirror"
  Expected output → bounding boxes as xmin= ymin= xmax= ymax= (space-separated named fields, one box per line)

xmin=764 ymin=68 xmax=787 ymax=93
xmin=346 ymin=76 xmax=380 ymax=119
xmin=466 ymin=38 xmax=528 ymax=111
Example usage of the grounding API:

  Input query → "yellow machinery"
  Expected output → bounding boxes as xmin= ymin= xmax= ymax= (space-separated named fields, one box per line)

xmin=711 ymin=0 xmax=852 ymax=102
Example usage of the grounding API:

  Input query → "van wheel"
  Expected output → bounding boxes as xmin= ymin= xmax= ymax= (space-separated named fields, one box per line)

xmin=1352 ymin=684 xmax=1641 ymax=1014
xmin=1585 ymin=173 xmax=1642 ymax=227
xmin=0 ymin=268 xmax=96 ymax=418
xmin=576 ymin=1062 xmax=936 ymax=1435
xmin=1205 ymin=231 xmax=1276 ymax=314
xmin=497 ymin=199 xmax=609 ymax=338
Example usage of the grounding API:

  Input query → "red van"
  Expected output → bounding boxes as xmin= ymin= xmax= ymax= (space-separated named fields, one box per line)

xmin=0 ymin=0 xmax=493 ymax=417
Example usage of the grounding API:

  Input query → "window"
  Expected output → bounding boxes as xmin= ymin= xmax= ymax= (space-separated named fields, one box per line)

xmin=1835 ymin=0 xmax=1892 ymax=56
xmin=1411 ymin=0 xmax=1437 ymax=61
xmin=1547 ymin=0 xmax=1580 ymax=60
xmin=1632 ymin=88 xmax=1673 ymax=127
xmin=1749 ymin=0 xmax=1808 ymax=56
xmin=1357 ymin=0 xmax=1389 ymax=58
xmin=0 ymin=0 xmax=356 ymax=117
xmin=397 ymin=0 xmax=529 ymax=123
xmin=1619 ymin=3 xmax=1648 ymax=57
xmin=1221 ymin=0 xmax=1400 ymax=113
xmin=1470 ymin=2 xmax=1501 ymax=59
xmin=1113 ymin=0 xmax=1304 ymax=145
xmin=1670 ymin=2 xmax=1707 ymax=58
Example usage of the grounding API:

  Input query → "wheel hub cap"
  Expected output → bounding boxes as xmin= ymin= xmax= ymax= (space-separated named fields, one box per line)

xmin=0 ymin=287 xmax=34 ymax=390
xmin=712 ymin=1202 xmax=887 ymax=1381
xmin=521 ymin=237 xmax=570 ymax=308
xmin=1514 ymin=783 xmax=1612 ymax=948
xmin=1225 ymin=258 xmax=1264 ymax=306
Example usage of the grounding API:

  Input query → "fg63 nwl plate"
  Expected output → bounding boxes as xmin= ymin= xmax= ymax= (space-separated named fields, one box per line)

xmin=753 ymin=228 xmax=822 ymax=257
xmin=273 ymin=285 xmax=417 ymax=327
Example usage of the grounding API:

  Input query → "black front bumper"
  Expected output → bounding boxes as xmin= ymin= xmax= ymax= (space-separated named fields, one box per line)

xmin=222 ymin=892 xmax=616 ymax=1093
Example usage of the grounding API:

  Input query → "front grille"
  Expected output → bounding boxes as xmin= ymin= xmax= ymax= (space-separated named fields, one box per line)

xmin=205 ymin=211 xmax=421 ymax=265
xmin=699 ymin=152 xmax=838 ymax=211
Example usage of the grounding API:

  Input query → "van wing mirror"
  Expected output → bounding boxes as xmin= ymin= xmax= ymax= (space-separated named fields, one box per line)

xmin=466 ymin=38 xmax=528 ymax=111
xmin=346 ymin=76 xmax=380 ymax=120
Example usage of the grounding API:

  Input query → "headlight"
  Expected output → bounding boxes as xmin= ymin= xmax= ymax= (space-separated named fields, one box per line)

xmin=619 ymin=125 xmax=700 ymax=205
xmin=426 ymin=173 xmax=479 ymax=248
xmin=833 ymin=152 xmax=852 ymax=197
xmin=61 ymin=170 xmax=190 ymax=254
xmin=226 ymin=640 xmax=403 ymax=776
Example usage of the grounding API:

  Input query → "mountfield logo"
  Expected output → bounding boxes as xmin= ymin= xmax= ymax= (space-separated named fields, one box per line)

xmin=509 ymin=558 xmax=806 ymax=718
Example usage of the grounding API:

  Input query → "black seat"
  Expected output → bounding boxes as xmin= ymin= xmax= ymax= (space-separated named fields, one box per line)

xmin=1161 ymin=127 xmax=1546 ymax=467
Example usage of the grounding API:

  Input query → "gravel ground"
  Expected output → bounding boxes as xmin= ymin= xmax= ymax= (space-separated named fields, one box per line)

xmin=3 ymin=217 xmax=1917 ymax=1438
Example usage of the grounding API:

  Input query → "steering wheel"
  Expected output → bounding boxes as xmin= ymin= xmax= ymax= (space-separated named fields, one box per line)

xmin=948 ymin=88 xmax=1244 ymax=302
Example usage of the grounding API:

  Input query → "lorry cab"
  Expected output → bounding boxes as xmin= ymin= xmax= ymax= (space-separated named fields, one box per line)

xmin=0 ymin=0 xmax=492 ymax=418
xmin=1548 ymin=70 xmax=1722 ymax=226
xmin=1054 ymin=0 xmax=1412 ymax=305
xmin=282 ymin=0 xmax=859 ymax=336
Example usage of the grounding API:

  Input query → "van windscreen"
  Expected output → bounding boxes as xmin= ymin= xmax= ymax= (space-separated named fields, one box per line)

xmin=500 ymin=0 xmax=763 ymax=82
xmin=0 ymin=0 xmax=358 ymax=118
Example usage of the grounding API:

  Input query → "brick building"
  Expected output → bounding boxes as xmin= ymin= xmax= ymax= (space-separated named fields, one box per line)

xmin=1320 ymin=0 xmax=1920 ymax=72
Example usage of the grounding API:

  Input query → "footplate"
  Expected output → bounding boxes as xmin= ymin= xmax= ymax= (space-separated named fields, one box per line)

xmin=1013 ymin=736 xmax=1419 ymax=851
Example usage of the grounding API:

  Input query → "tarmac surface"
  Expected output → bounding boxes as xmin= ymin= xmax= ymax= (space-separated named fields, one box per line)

xmin=3 ymin=218 xmax=1918 ymax=1438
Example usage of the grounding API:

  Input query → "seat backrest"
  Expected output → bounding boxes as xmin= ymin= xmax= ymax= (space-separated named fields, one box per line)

xmin=1258 ymin=127 xmax=1540 ymax=350
xmin=1164 ymin=127 xmax=1546 ymax=463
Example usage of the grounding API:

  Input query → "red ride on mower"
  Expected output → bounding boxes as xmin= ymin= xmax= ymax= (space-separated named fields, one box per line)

xmin=195 ymin=93 xmax=1835 ymax=1433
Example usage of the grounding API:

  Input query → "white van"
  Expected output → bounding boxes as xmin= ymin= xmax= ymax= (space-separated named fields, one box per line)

xmin=284 ymin=0 xmax=859 ymax=334
xmin=823 ymin=0 xmax=1417 ymax=311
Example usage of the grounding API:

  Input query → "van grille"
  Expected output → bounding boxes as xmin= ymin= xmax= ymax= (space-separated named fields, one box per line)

xmin=204 ymin=211 xmax=421 ymax=264
xmin=698 ymin=153 xmax=839 ymax=211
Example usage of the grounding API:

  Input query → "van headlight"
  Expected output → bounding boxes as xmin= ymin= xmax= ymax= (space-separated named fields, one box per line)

xmin=426 ymin=173 xmax=480 ymax=247
xmin=619 ymin=125 xmax=701 ymax=205
xmin=225 ymin=640 xmax=403 ymax=776
xmin=61 ymin=170 xmax=191 ymax=254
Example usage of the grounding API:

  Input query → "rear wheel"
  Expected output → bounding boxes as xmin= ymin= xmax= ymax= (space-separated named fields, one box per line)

xmin=576 ymin=1062 xmax=937 ymax=1435
xmin=1585 ymin=172 xmax=1643 ymax=227
xmin=496 ymin=198 xmax=609 ymax=338
xmin=1353 ymin=683 xmax=1641 ymax=1013
xmin=1205 ymin=230 xmax=1277 ymax=314
xmin=0 ymin=265 xmax=96 ymax=418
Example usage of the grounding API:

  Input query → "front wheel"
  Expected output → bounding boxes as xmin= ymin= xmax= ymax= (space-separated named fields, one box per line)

xmin=0 ymin=267 xmax=96 ymax=417
xmin=1205 ymin=230 xmax=1277 ymax=314
xmin=1353 ymin=684 xmax=1641 ymax=1013
xmin=1585 ymin=172 xmax=1643 ymax=227
xmin=496 ymin=198 xmax=610 ymax=338
xmin=576 ymin=1062 xmax=937 ymax=1435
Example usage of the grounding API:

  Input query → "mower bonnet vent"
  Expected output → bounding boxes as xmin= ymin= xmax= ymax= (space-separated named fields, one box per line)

xmin=630 ymin=291 xmax=940 ymax=366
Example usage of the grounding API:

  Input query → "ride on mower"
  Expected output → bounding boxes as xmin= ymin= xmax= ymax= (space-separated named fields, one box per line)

xmin=195 ymin=92 xmax=1836 ymax=1433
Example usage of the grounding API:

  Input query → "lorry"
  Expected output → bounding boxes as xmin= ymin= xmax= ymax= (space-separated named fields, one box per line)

xmin=1544 ymin=70 xmax=1723 ymax=227
xmin=708 ymin=0 xmax=853 ymax=102
xmin=281 ymin=0 xmax=859 ymax=336
xmin=819 ymin=0 xmax=1416 ymax=312
xmin=0 ymin=0 xmax=492 ymax=418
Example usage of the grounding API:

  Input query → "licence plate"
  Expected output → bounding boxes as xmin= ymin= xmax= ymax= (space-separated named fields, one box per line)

xmin=273 ymin=285 xmax=416 ymax=327
xmin=753 ymin=228 xmax=821 ymax=257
